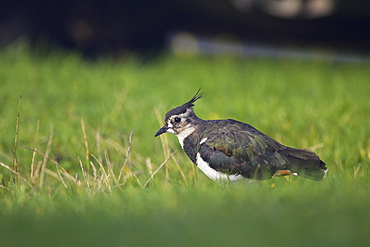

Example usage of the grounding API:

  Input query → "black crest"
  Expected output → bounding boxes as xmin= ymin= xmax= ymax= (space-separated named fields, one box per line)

xmin=184 ymin=88 xmax=203 ymax=108
xmin=165 ymin=89 xmax=203 ymax=120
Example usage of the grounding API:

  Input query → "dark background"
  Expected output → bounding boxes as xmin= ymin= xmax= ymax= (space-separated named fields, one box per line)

xmin=1 ymin=0 xmax=369 ymax=58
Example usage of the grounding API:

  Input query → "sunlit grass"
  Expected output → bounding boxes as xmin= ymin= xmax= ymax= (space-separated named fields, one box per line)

xmin=0 ymin=45 xmax=369 ymax=246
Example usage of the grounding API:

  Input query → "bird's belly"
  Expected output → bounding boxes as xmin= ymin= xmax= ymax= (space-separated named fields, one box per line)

xmin=196 ymin=153 xmax=244 ymax=182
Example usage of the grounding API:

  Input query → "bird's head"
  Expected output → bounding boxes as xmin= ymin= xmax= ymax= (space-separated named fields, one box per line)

xmin=155 ymin=89 xmax=203 ymax=137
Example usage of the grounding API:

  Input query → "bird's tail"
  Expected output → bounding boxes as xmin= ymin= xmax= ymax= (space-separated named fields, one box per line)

xmin=282 ymin=147 xmax=328 ymax=181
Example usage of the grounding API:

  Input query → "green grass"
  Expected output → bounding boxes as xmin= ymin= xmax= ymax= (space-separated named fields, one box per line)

xmin=0 ymin=44 xmax=369 ymax=246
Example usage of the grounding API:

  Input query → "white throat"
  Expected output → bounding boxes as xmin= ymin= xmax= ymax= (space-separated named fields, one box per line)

xmin=176 ymin=126 xmax=195 ymax=148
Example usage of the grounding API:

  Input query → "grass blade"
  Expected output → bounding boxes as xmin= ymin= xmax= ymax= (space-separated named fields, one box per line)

xmin=12 ymin=94 xmax=22 ymax=184
xmin=143 ymin=150 xmax=177 ymax=188
xmin=0 ymin=161 xmax=31 ymax=187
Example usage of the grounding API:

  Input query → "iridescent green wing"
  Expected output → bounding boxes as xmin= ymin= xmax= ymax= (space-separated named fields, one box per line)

xmin=199 ymin=120 xmax=287 ymax=179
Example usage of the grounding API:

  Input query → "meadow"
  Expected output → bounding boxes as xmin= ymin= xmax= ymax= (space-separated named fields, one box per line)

xmin=0 ymin=44 xmax=369 ymax=246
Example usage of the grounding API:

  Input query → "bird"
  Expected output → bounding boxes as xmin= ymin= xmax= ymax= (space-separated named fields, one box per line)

xmin=155 ymin=89 xmax=327 ymax=182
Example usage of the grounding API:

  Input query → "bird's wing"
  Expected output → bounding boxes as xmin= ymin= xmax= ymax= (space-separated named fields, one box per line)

xmin=199 ymin=120 xmax=288 ymax=179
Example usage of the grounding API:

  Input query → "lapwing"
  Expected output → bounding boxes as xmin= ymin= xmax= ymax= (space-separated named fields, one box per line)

xmin=155 ymin=90 xmax=327 ymax=182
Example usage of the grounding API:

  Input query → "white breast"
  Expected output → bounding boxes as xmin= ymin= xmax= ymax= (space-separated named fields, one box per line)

xmin=196 ymin=153 xmax=244 ymax=182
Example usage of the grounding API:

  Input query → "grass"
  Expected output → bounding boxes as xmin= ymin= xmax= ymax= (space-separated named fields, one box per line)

xmin=0 ymin=44 xmax=369 ymax=246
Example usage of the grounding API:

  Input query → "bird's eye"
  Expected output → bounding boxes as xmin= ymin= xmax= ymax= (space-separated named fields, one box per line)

xmin=174 ymin=117 xmax=181 ymax=123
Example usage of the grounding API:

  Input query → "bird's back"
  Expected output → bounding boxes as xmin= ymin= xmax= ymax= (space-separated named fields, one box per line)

xmin=194 ymin=119 xmax=327 ymax=180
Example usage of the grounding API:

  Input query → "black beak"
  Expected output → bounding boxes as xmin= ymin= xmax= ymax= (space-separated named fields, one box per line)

xmin=155 ymin=126 xmax=168 ymax=137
